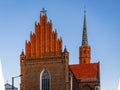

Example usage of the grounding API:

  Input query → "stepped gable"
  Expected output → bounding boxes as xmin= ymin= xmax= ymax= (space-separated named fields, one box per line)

xmin=25 ymin=8 xmax=62 ymax=57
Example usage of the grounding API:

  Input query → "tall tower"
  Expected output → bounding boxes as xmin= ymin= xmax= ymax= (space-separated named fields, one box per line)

xmin=79 ymin=10 xmax=91 ymax=64
xmin=20 ymin=8 xmax=70 ymax=90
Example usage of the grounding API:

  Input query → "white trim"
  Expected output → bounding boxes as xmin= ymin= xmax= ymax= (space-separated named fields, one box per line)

xmin=40 ymin=69 xmax=51 ymax=90
xmin=70 ymin=76 xmax=73 ymax=90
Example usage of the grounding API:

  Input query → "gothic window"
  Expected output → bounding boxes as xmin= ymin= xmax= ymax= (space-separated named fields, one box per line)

xmin=41 ymin=70 xmax=50 ymax=90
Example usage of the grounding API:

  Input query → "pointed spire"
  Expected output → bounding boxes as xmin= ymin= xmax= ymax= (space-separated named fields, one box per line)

xmin=82 ymin=9 xmax=88 ymax=46
xmin=64 ymin=46 xmax=68 ymax=53
xmin=21 ymin=49 xmax=24 ymax=55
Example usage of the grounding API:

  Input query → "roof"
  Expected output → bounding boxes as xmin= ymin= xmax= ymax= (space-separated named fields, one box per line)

xmin=70 ymin=62 xmax=100 ymax=82
xmin=5 ymin=83 xmax=18 ymax=89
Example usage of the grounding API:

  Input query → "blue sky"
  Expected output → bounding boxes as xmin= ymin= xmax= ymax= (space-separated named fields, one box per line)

xmin=0 ymin=0 xmax=120 ymax=90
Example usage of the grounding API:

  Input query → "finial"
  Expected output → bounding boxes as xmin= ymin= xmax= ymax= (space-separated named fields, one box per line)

xmin=55 ymin=29 xmax=57 ymax=33
xmin=21 ymin=49 xmax=24 ymax=55
xmin=60 ymin=36 xmax=62 ymax=40
xmin=84 ymin=10 xmax=86 ymax=18
xmin=50 ymin=20 xmax=52 ymax=23
xmin=35 ymin=21 xmax=37 ymax=25
xmin=64 ymin=45 xmax=68 ymax=52
xmin=40 ymin=8 xmax=47 ymax=16
xmin=84 ymin=6 xmax=86 ymax=15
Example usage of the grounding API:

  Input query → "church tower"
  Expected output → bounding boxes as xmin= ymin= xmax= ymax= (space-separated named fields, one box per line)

xmin=79 ymin=11 xmax=91 ymax=64
xmin=20 ymin=8 xmax=70 ymax=90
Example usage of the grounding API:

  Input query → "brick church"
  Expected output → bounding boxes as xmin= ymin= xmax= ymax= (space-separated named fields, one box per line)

xmin=20 ymin=8 xmax=100 ymax=90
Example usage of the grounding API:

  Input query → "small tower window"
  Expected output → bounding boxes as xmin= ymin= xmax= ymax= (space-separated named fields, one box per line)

xmin=83 ymin=59 xmax=86 ymax=64
xmin=84 ymin=50 xmax=86 ymax=53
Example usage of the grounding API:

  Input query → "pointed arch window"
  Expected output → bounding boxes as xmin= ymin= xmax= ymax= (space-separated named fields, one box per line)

xmin=40 ymin=70 xmax=50 ymax=90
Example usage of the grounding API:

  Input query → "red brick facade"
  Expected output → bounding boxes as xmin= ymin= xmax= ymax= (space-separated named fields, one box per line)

xmin=20 ymin=8 xmax=100 ymax=90
xmin=20 ymin=8 xmax=75 ymax=90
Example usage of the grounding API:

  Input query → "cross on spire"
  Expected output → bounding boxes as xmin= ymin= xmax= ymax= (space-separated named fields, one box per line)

xmin=84 ymin=6 xmax=86 ymax=15
xmin=40 ymin=8 xmax=47 ymax=16
xmin=84 ymin=9 xmax=86 ymax=16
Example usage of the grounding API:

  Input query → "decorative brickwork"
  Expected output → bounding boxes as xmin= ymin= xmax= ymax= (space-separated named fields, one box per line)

xmin=20 ymin=8 xmax=100 ymax=90
xmin=20 ymin=8 xmax=76 ymax=90
xmin=25 ymin=10 xmax=62 ymax=58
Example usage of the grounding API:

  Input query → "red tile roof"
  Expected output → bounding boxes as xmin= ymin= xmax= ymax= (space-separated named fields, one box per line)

xmin=70 ymin=62 xmax=100 ymax=82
